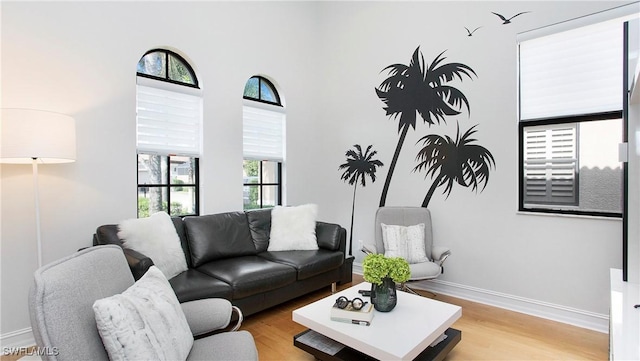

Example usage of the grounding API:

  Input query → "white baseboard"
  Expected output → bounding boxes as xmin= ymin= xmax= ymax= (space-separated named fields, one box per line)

xmin=353 ymin=263 xmax=608 ymax=333
xmin=1 ymin=327 xmax=35 ymax=354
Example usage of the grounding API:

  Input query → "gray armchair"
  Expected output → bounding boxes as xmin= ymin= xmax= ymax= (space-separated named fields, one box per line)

xmin=29 ymin=245 xmax=258 ymax=361
xmin=362 ymin=207 xmax=451 ymax=295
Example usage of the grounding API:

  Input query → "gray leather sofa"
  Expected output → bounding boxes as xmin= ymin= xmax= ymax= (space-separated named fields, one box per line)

xmin=94 ymin=208 xmax=350 ymax=316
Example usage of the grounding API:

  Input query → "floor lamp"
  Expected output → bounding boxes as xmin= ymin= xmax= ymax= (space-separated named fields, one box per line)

xmin=1 ymin=108 xmax=76 ymax=268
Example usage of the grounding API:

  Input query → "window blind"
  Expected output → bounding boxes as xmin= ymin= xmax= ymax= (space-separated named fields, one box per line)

xmin=519 ymin=18 xmax=624 ymax=120
xmin=136 ymin=85 xmax=202 ymax=156
xmin=523 ymin=124 xmax=578 ymax=205
xmin=243 ymin=105 xmax=285 ymax=161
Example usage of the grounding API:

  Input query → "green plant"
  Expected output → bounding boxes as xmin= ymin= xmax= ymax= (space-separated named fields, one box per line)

xmin=362 ymin=254 xmax=410 ymax=285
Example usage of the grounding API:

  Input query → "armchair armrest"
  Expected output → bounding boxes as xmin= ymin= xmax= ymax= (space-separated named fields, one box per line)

xmin=359 ymin=240 xmax=378 ymax=255
xmin=181 ymin=299 xmax=243 ymax=337
xmin=432 ymin=246 xmax=451 ymax=266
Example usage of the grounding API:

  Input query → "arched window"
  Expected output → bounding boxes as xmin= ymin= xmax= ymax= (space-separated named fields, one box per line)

xmin=137 ymin=49 xmax=198 ymax=88
xmin=136 ymin=49 xmax=202 ymax=217
xmin=242 ymin=75 xmax=285 ymax=209
xmin=243 ymin=76 xmax=281 ymax=106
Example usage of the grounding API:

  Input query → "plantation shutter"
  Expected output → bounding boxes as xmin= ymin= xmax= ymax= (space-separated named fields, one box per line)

xmin=136 ymin=84 xmax=203 ymax=156
xmin=243 ymin=104 xmax=285 ymax=161
xmin=523 ymin=124 xmax=578 ymax=205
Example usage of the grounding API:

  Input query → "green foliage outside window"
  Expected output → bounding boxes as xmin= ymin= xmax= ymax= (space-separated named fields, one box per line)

xmin=138 ymin=197 xmax=185 ymax=218
xmin=172 ymin=178 xmax=184 ymax=191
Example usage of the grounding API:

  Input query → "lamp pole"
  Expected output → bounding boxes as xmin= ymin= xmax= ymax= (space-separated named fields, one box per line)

xmin=32 ymin=158 xmax=42 ymax=268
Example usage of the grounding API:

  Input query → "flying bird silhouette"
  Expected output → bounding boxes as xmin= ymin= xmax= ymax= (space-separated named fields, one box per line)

xmin=465 ymin=26 xmax=482 ymax=36
xmin=492 ymin=11 xmax=530 ymax=24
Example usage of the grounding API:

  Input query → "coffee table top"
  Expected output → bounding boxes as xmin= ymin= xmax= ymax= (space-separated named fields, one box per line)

xmin=293 ymin=282 xmax=461 ymax=360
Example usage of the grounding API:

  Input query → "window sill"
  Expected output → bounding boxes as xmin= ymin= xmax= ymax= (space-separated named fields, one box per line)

xmin=517 ymin=210 xmax=622 ymax=221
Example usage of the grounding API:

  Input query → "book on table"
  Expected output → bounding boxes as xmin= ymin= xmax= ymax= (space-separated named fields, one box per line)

xmin=330 ymin=302 xmax=374 ymax=326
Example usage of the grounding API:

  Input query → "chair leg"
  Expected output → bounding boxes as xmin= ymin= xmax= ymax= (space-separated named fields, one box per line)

xmin=400 ymin=283 xmax=436 ymax=298
xmin=331 ymin=282 xmax=337 ymax=294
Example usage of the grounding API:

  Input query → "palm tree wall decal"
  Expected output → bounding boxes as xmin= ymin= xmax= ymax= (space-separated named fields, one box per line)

xmin=414 ymin=123 xmax=495 ymax=208
xmin=339 ymin=144 xmax=384 ymax=255
xmin=376 ymin=46 xmax=476 ymax=206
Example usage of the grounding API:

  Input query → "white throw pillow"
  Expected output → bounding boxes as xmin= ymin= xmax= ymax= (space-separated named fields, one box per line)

xmin=118 ymin=211 xmax=188 ymax=279
xmin=381 ymin=223 xmax=429 ymax=264
xmin=93 ymin=266 xmax=194 ymax=361
xmin=268 ymin=204 xmax=319 ymax=251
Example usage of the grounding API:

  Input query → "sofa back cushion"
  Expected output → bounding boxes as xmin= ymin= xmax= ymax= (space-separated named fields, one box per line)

xmin=184 ymin=212 xmax=257 ymax=267
xmin=171 ymin=218 xmax=193 ymax=268
xmin=245 ymin=208 xmax=272 ymax=253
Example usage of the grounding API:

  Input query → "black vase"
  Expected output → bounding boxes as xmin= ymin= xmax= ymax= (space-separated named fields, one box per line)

xmin=371 ymin=277 xmax=397 ymax=312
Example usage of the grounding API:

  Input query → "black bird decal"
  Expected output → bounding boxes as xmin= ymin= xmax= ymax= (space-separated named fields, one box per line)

xmin=465 ymin=26 xmax=482 ymax=36
xmin=492 ymin=11 xmax=530 ymax=24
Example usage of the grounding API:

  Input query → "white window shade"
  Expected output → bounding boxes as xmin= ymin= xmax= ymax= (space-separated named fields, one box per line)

xmin=519 ymin=18 xmax=624 ymax=120
xmin=136 ymin=85 xmax=202 ymax=156
xmin=243 ymin=105 xmax=285 ymax=161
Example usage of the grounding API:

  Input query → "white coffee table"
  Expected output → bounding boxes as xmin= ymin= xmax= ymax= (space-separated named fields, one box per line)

xmin=292 ymin=282 xmax=461 ymax=361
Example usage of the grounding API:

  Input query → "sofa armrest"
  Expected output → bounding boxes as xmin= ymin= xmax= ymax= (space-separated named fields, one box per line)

xmin=123 ymin=248 xmax=154 ymax=280
xmin=181 ymin=299 xmax=241 ymax=337
xmin=316 ymin=222 xmax=347 ymax=252
xmin=93 ymin=225 xmax=154 ymax=280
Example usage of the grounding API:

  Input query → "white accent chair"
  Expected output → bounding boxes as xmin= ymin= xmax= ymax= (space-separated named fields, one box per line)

xmin=362 ymin=207 xmax=451 ymax=295
xmin=29 ymin=245 xmax=258 ymax=361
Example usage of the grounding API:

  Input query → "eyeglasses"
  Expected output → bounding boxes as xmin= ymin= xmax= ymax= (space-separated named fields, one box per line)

xmin=334 ymin=296 xmax=368 ymax=310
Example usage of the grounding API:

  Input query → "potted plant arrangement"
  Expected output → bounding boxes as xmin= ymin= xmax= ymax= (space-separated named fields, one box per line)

xmin=362 ymin=254 xmax=410 ymax=312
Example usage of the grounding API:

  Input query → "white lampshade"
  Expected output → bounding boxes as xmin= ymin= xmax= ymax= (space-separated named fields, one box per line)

xmin=1 ymin=108 xmax=76 ymax=164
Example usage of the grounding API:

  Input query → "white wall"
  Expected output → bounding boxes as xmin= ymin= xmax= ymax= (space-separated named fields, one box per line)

xmin=0 ymin=0 xmax=633 ymax=345
xmin=304 ymin=0 xmax=628 ymax=318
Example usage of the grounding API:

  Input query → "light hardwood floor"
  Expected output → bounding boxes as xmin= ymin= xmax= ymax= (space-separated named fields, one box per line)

xmin=2 ymin=274 xmax=608 ymax=360
xmin=245 ymin=274 xmax=608 ymax=360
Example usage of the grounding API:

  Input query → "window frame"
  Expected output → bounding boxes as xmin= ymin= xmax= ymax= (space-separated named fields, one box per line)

xmin=243 ymin=160 xmax=282 ymax=210
xmin=137 ymin=154 xmax=200 ymax=217
xmin=518 ymin=110 xmax=623 ymax=218
xmin=242 ymin=75 xmax=284 ymax=210
xmin=136 ymin=48 xmax=201 ymax=218
xmin=516 ymin=13 xmax=630 ymax=218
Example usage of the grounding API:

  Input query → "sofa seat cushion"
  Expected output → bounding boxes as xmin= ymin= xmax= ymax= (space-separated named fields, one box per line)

xmin=169 ymin=269 xmax=233 ymax=303
xmin=258 ymin=250 xmax=344 ymax=280
xmin=196 ymin=256 xmax=296 ymax=299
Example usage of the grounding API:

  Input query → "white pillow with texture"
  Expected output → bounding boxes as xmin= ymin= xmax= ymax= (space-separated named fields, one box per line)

xmin=381 ymin=223 xmax=429 ymax=264
xmin=118 ymin=211 xmax=188 ymax=279
xmin=268 ymin=204 xmax=319 ymax=251
xmin=93 ymin=266 xmax=193 ymax=361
